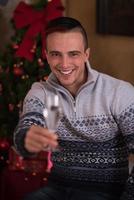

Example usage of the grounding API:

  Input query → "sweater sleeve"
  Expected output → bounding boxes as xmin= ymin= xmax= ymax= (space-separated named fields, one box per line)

xmin=13 ymin=82 xmax=46 ymax=158
xmin=118 ymin=103 xmax=134 ymax=200
xmin=113 ymin=82 xmax=134 ymax=199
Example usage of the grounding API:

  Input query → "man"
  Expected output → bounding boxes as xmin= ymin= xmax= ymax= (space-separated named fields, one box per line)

xmin=14 ymin=17 xmax=134 ymax=200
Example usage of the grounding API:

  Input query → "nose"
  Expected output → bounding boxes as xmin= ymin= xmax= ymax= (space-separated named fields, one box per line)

xmin=61 ymin=55 xmax=69 ymax=69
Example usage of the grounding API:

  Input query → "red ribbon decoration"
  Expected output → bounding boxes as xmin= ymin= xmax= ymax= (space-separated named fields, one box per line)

xmin=13 ymin=0 xmax=64 ymax=62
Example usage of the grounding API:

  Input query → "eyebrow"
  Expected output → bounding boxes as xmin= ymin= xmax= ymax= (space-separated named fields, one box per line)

xmin=48 ymin=50 xmax=82 ymax=54
xmin=48 ymin=50 xmax=60 ymax=54
xmin=68 ymin=50 xmax=81 ymax=54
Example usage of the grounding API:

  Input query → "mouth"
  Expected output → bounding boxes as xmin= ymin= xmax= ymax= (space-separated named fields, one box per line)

xmin=59 ymin=69 xmax=74 ymax=75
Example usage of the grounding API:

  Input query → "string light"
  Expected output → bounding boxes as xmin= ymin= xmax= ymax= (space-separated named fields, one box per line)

xmin=24 ymin=177 xmax=28 ymax=181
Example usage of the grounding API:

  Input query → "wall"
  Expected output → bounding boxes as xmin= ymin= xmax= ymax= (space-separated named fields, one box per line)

xmin=66 ymin=0 xmax=134 ymax=84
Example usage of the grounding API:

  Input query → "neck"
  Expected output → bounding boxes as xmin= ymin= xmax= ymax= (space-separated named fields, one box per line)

xmin=66 ymin=69 xmax=88 ymax=97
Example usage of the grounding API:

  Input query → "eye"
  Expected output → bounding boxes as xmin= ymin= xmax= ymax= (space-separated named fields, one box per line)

xmin=52 ymin=53 xmax=59 ymax=56
xmin=49 ymin=52 xmax=61 ymax=57
xmin=69 ymin=51 xmax=80 ymax=57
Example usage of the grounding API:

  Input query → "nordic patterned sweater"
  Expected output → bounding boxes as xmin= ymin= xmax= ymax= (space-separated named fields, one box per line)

xmin=14 ymin=62 xmax=134 ymax=199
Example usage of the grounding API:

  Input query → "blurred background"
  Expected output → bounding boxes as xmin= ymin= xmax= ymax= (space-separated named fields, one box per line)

xmin=0 ymin=1 xmax=134 ymax=199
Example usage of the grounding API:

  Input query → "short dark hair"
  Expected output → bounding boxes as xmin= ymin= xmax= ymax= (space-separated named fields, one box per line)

xmin=45 ymin=17 xmax=88 ymax=50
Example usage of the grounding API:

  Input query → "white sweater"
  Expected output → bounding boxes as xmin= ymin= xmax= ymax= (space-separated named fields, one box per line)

xmin=14 ymin=62 xmax=134 ymax=199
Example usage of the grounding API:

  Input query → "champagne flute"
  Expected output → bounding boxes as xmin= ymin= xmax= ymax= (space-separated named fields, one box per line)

xmin=43 ymin=92 xmax=62 ymax=151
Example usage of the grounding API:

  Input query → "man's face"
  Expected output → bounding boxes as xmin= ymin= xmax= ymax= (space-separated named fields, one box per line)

xmin=45 ymin=31 xmax=90 ymax=94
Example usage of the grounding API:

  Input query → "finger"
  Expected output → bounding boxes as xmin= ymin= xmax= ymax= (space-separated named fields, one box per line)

xmin=27 ymin=129 xmax=58 ymax=148
xmin=25 ymin=138 xmax=44 ymax=150
xmin=26 ymin=126 xmax=58 ymax=152
xmin=25 ymin=143 xmax=42 ymax=153
xmin=26 ymin=135 xmax=58 ymax=150
xmin=31 ymin=125 xmax=58 ymax=140
xmin=29 ymin=125 xmax=58 ymax=146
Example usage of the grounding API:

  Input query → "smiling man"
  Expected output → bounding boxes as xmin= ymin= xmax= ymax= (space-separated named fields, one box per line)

xmin=45 ymin=23 xmax=89 ymax=96
xmin=14 ymin=17 xmax=134 ymax=200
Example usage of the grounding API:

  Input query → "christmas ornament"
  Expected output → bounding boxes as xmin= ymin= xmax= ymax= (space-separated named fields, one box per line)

xmin=0 ymin=138 xmax=10 ymax=151
xmin=30 ymin=42 xmax=37 ymax=53
xmin=38 ymin=58 xmax=44 ymax=67
xmin=13 ymin=66 xmax=24 ymax=76
xmin=8 ymin=103 xmax=15 ymax=112
xmin=12 ymin=43 xmax=19 ymax=50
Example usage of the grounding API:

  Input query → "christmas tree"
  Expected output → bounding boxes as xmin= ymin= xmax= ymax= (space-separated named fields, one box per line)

xmin=0 ymin=0 xmax=64 ymax=141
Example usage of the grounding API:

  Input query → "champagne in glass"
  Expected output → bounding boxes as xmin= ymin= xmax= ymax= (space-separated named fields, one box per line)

xmin=43 ymin=93 xmax=62 ymax=152
xmin=43 ymin=94 xmax=61 ymax=132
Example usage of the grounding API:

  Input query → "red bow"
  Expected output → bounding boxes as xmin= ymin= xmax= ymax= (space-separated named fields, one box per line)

xmin=13 ymin=0 xmax=64 ymax=62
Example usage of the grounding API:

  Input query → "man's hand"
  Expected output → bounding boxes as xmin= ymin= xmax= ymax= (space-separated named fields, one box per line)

xmin=24 ymin=125 xmax=58 ymax=153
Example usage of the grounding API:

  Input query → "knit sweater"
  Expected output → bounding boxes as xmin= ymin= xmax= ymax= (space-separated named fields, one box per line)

xmin=14 ymin=62 xmax=134 ymax=199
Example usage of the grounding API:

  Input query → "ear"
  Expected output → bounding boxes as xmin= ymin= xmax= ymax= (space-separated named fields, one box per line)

xmin=85 ymin=48 xmax=90 ymax=61
xmin=45 ymin=50 xmax=48 ymax=60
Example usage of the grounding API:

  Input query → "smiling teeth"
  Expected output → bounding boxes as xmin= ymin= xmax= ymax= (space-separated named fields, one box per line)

xmin=60 ymin=70 xmax=72 ymax=75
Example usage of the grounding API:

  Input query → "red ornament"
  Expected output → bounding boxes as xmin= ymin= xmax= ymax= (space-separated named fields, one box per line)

xmin=38 ymin=58 xmax=42 ymax=63
xmin=8 ymin=103 xmax=15 ymax=112
xmin=0 ymin=138 xmax=10 ymax=151
xmin=38 ymin=58 xmax=44 ymax=67
xmin=30 ymin=42 xmax=36 ymax=53
xmin=13 ymin=66 xmax=24 ymax=76
xmin=12 ymin=43 xmax=19 ymax=50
